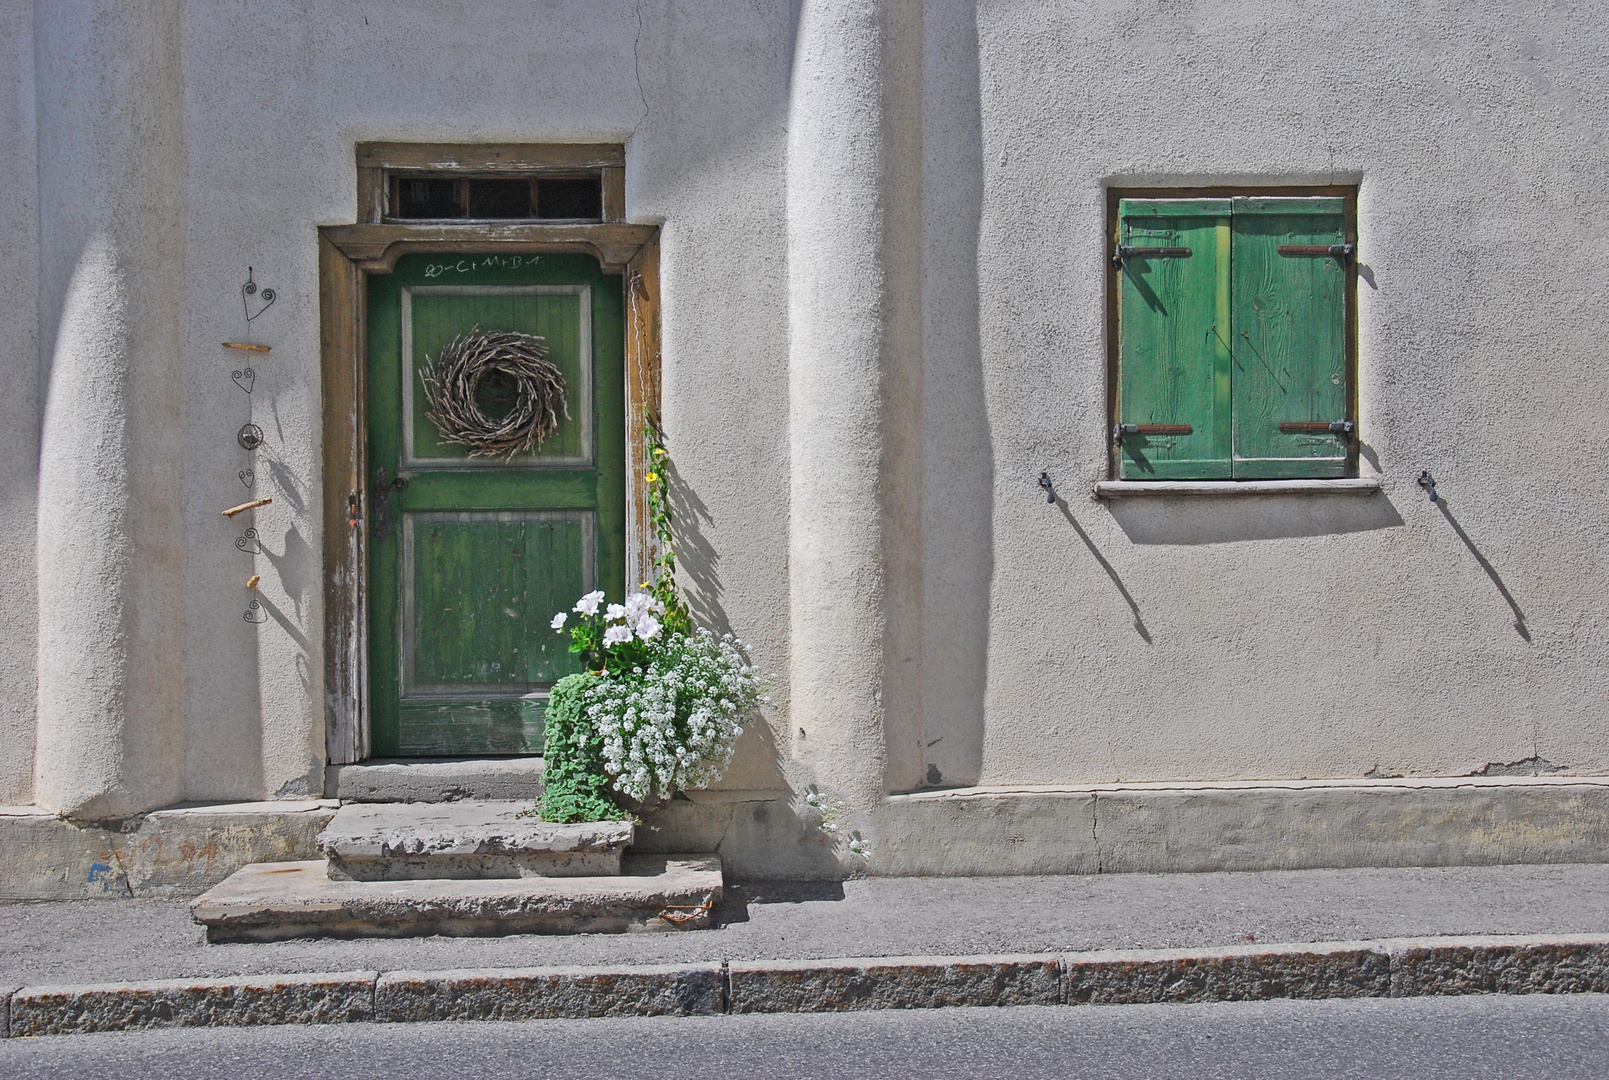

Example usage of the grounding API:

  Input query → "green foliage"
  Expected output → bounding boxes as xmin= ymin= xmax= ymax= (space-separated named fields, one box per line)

xmin=536 ymin=429 xmax=749 ymax=822
xmin=537 ymin=673 xmax=629 ymax=823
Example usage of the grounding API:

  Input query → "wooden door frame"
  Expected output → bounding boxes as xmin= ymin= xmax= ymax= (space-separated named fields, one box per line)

xmin=319 ymin=143 xmax=661 ymax=763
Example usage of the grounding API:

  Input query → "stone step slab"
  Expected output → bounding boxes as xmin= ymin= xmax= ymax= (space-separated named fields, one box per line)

xmin=316 ymin=800 xmax=632 ymax=880
xmin=190 ymin=854 xmax=721 ymax=942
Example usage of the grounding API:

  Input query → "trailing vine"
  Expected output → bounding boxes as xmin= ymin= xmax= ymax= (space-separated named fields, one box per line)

xmin=643 ymin=422 xmax=692 ymax=636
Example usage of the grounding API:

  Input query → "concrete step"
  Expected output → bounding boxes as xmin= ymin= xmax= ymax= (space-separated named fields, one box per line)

xmin=190 ymin=854 xmax=722 ymax=942
xmin=316 ymin=800 xmax=632 ymax=881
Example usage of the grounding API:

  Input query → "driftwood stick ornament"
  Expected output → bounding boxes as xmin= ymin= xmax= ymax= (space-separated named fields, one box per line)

xmin=222 ymin=497 xmax=272 ymax=518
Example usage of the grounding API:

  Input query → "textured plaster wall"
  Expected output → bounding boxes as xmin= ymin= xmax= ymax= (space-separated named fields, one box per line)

xmin=11 ymin=0 xmax=1609 ymax=820
xmin=969 ymin=0 xmax=1609 ymax=784
xmin=33 ymin=0 xmax=188 ymax=818
xmin=0 ymin=3 xmax=39 ymax=805
xmin=170 ymin=0 xmax=795 ymax=802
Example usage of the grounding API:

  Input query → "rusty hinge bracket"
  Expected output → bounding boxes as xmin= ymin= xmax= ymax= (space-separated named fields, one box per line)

xmin=1113 ymin=244 xmax=1192 ymax=268
xmin=1277 ymin=420 xmax=1355 ymax=437
xmin=1277 ymin=242 xmax=1355 ymax=261
xmin=1114 ymin=422 xmax=1193 ymax=444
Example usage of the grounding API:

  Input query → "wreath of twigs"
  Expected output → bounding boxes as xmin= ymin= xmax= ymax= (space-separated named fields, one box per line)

xmin=420 ymin=327 xmax=569 ymax=459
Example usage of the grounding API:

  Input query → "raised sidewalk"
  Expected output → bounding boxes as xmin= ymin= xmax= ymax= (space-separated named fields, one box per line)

xmin=3 ymin=862 xmax=1608 ymax=1036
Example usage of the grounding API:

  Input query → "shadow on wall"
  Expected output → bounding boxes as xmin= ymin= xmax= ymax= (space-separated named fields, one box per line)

xmin=1053 ymin=495 xmax=1151 ymax=643
xmin=915 ymin=0 xmax=991 ymax=791
xmin=1433 ymin=495 xmax=1531 ymax=641
xmin=669 ymin=462 xmax=788 ymax=790
xmin=1107 ymin=492 xmax=1405 ymax=545
xmin=667 ymin=460 xmax=726 ymax=634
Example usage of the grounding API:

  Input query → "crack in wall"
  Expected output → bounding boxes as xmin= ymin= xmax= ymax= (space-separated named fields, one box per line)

xmin=630 ymin=0 xmax=651 ymax=138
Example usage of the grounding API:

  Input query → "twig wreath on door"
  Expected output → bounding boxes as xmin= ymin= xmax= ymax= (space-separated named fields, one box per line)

xmin=420 ymin=327 xmax=568 ymax=458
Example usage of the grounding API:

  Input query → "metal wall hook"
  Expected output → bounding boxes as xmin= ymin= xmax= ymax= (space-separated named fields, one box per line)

xmin=1417 ymin=470 xmax=1438 ymax=502
xmin=1038 ymin=472 xmax=1055 ymax=504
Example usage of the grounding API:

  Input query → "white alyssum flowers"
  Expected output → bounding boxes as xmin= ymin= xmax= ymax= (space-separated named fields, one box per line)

xmin=576 ymin=628 xmax=766 ymax=803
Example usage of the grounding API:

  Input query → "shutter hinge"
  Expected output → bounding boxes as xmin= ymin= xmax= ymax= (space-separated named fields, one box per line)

xmin=1276 ymin=242 xmax=1356 ymax=261
xmin=1277 ymin=420 xmax=1355 ymax=438
xmin=1113 ymin=244 xmax=1192 ymax=268
xmin=1114 ymin=422 xmax=1193 ymax=444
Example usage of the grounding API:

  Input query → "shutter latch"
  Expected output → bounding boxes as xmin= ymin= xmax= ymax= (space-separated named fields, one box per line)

xmin=1277 ymin=420 xmax=1355 ymax=438
xmin=1113 ymin=244 xmax=1192 ymax=268
xmin=1114 ymin=423 xmax=1193 ymax=444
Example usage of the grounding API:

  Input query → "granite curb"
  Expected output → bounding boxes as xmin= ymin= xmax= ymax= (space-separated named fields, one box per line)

xmin=6 ymin=935 xmax=1609 ymax=1037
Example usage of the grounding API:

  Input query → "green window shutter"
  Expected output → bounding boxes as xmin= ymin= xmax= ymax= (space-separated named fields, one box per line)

xmin=1116 ymin=199 xmax=1232 ymax=479
xmin=1229 ymin=197 xmax=1350 ymax=479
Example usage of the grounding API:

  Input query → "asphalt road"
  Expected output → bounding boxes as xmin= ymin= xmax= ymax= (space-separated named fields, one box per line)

xmin=3 ymin=993 xmax=1606 ymax=1080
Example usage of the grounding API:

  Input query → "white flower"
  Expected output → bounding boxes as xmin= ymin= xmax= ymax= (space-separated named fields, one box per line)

xmin=634 ymin=614 xmax=661 ymax=640
xmin=624 ymin=592 xmax=653 ymax=619
xmin=550 ymin=612 xmax=567 ymax=630
xmin=602 ymin=624 xmax=633 ymax=646
xmin=605 ymin=603 xmax=627 ymax=622
xmin=573 ymin=590 xmax=605 ymax=615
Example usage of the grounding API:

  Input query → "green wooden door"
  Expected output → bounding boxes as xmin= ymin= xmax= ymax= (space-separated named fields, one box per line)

xmin=367 ymin=253 xmax=625 ymax=756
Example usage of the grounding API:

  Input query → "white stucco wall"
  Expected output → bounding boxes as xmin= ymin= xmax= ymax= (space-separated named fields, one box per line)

xmin=969 ymin=0 xmax=1609 ymax=785
xmin=8 ymin=0 xmax=1608 ymax=828
xmin=0 ymin=1 xmax=39 ymax=805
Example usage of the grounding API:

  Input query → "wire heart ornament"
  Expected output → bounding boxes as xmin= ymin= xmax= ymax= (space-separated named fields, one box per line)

xmin=243 ymin=599 xmax=267 ymax=624
xmin=242 ymin=267 xmax=276 ymax=322
xmin=235 ymin=528 xmax=261 ymax=555
xmin=232 ymin=367 xmax=255 ymax=394
xmin=238 ymin=469 xmax=254 ymax=488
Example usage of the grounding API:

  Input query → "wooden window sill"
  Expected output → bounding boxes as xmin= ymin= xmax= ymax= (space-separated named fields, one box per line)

xmin=1095 ymin=478 xmax=1382 ymax=498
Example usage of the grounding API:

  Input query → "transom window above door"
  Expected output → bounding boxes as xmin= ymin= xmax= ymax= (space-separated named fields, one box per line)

xmin=391 ymin=175 xmax=604 ymax=221
xmin=1109 ymin=190 xmax=1359 ymax=481
xmin=356 ymin=142 xmax=627 ymax=225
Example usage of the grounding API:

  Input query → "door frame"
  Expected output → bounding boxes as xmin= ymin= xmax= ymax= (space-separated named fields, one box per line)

xmin=318 ymin=142 xmax=662 ymax=764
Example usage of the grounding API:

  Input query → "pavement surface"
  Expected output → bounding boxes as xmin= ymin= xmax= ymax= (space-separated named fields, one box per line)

xmin=4 ymin=861 xmax=1608 ymax=986
xmin=2 ymin=994 xmax=1605 ymax=1079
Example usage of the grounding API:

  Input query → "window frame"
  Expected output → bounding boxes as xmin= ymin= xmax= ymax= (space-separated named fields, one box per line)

xmin=1104 ymin=185 xmax=1360 ymax=482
